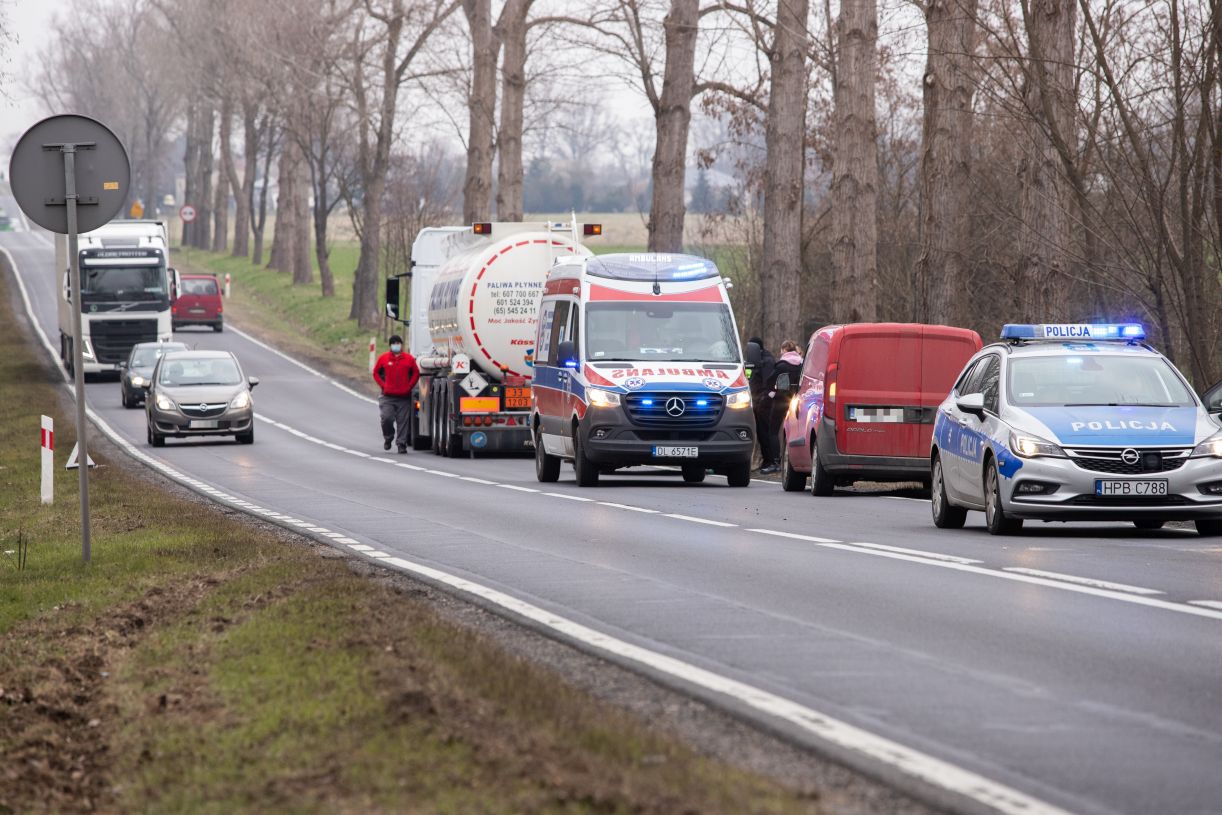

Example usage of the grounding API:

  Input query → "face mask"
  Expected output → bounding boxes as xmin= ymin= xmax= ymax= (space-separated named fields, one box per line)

xmin=390 ymin=344 xmax=402 ymax=353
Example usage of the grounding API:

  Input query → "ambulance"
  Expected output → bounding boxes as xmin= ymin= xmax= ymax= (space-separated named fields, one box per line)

xmin=531 ymin=253 xmax=755 ymax=487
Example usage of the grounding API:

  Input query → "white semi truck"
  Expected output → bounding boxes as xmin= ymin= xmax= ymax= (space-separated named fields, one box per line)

xmin=55 ymin=220 xmax=178 ymax=376
xmin=402 ymin=221 xmax=600 ymax=455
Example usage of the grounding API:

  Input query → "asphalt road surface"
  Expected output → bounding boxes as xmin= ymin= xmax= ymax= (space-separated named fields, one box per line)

xmin=4 ymin=205 xmax=1222 ymax=815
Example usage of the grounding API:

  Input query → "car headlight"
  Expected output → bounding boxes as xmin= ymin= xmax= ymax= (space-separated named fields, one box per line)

xmin=1009 ymin=430 xmax=1064 ymax=458
xmin=1191 ymin=432 xmax=1222 ymax=458
xmin=155 ymin=393 xmax=176 ymax=411
xmin=726 ymin=390 xmax=752 ymax=410
xmin=229 ymin=390 xmax=252 ymax=410
xmin=587 ymin=388 xmax=621 ymax=408
xmin=130 ymin=375 xmax=145 ymax=387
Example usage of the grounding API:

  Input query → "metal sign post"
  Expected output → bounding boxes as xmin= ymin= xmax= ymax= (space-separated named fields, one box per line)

xmin=9 ymin=115 xmax=130 ymax=565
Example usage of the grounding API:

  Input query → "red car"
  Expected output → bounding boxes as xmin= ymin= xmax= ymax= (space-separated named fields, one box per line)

xmin=173 ymin=273 xmax=224 ymax=332
xmin=780 ymin=323 xmax=982 ymax=494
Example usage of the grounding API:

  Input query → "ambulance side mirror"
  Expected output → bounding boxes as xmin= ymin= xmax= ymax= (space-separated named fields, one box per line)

xmin=557 ymin=340 xmax=578 ymax=369
xmin=956 ymin=392 xmax=986 ymax=417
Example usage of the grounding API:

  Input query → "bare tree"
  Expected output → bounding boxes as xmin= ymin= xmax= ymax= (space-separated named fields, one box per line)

xmin=494 ymin=0 xmax=535 ymax=220
xmin=462 ymin=0 xmax=500 ymax=222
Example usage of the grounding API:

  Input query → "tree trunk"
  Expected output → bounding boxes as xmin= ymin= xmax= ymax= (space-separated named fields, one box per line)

xmin=351 ymin=175 xmax=385 ymax=326
xmin=463 ymin=0 xmax=500 ymax=223
xmin=194 ymin=105 xmax=215 ymax=250
xmin=758 ymin=0 xmax=809 ymax=348
xmin=182 ymin=103 xmax=200 ymax=247
xmin=143 ymin=103 xmax=158 ymax=220
xmin=268 ymin=143 xmax=293 ymax=271
xmin=292 ymin=147 xmax=313 ymax=285
xmin=1018 ymin=0 xmax=1075 ymax=319
xmin=830 ymin=0 xmax=879 ymax=323
xmin=315 ymin=191 xmax=335 ymax=296
xmin=251 ymin=118 xmax=275 ymax=266
xmin=495 ymin=0 xmax=531 ymax=221
xmin=212 ymin=165 xmax=228 ymax=252
xmin=231 ymin=98 xmax=254 ymax=259
xmin=917 ymin=0 xmax=977 ymax=327
xmin=648 ymin=0 xmax=700 ymax=253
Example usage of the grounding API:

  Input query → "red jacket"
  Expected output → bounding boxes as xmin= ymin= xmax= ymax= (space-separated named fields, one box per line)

xmin=373 ymin=351 xmax=419 ymax=397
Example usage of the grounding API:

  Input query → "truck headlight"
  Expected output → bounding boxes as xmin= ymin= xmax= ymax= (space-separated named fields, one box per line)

xmin=586 ymin=388 xmax=621 ymax=408
xmin=1009 ymin=430 xmax=1064 ymax=458
xmin=229 ymin=391 xmax=251 ymax=410
xmin=81 ymin=339 xmax=95 ymax=360
xmin=155 ymin=393 xmax=176 ymax=412
xmin=1191 ymin=432 xmax=1222 ymax=458
xmin=726 ymin=390 xmax=752 ymax=410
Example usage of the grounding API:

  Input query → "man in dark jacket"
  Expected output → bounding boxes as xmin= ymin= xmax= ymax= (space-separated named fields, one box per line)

xmin=747 ymin=337 xmax=776 ymax=472
xmin=765 ymin=341 xmax=804 ymax=474
xmin=372 ymin=335 xmax=420 ymax=453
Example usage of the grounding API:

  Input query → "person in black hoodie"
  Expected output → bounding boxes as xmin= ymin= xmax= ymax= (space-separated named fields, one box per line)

xmin=762 ymin=340 xmax=804 ymax=474
xmin=747 ymin=337 xmax=777 ymax=472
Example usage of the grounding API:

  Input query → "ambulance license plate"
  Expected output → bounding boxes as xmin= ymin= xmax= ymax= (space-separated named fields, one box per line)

xmin=191 ymin=420 xmax=220 ymax=429
xmin=653 ymin=446 xmax=698 ymax=458
xmin=1095 ymin=479 xmax=1168 ymax=496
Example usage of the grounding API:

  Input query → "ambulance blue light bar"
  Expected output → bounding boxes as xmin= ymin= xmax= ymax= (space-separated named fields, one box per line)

xmin=1000 ymin=323 xmax=1145 ymax=341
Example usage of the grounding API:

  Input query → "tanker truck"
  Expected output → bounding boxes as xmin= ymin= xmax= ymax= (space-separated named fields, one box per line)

xmin=402 ymin=221 xmax=600 ymax=456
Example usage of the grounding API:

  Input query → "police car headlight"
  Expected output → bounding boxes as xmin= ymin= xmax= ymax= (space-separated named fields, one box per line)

xmin=1191 ymin=432 xmax=1222 ymax=458
xmin=155 ymin=393 xmax=176 ymax=412
xmin=1009 ymin=431 xmax=1064 ymax=458
xmin=229 ymin=390 xmax=252 ymax=410
xmin=587 ymin=388 xmax=621 ymax=408
xmin=726 ymin=390 xmax=752 ymax=410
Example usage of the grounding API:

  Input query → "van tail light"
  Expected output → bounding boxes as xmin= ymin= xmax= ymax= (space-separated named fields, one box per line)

xmin=826 ymin=365 xmax=838 ymax=424
xmin=217 ymin=305 xmax=223 ymax=314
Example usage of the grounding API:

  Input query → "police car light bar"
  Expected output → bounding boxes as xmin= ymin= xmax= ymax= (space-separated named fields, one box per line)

xmin=1000 ymin=323 xmax=1146 ymax=341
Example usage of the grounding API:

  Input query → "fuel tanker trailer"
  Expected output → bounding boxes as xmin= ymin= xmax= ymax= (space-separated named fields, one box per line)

xmin=401 ymin=221 xmax=600 ymax=456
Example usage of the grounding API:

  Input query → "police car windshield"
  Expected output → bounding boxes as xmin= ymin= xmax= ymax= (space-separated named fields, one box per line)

xmin=585 ymin=303 xmax=739 ymax=363
xmin=1007 ymin=355 xmax=1195 ymax=407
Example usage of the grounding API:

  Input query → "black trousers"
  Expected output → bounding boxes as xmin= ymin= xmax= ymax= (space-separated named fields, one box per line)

xmin=379 ymin=395 xmax=411 ymax=447
xmin=755 ymin=401 xmax=779 ymax=465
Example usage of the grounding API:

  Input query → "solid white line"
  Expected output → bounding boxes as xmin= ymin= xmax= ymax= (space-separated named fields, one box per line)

xmin=845 ymin=541 xmax=982 ymax=565
xmin=460 ymin=476 xmax=497 ymax=485
xmin=1003 ymin=568 xmax=1164 ymax=596
xmin=0 ymin=245 xmax=68 ymax=382
xmin=496 ymin=483 xmax=538 ymax=493
xmin=598 ymin=501 xmax=660 ymax=514
xmin=747 ymin=528 xmax=841 ymax=544
xmin=1188 ymin=600 xmax=1222 ymax=610
xmin=666 ymin=513 xmax=736 ymax=527
xmin=544 ymin=492 xmax=593 ymax=502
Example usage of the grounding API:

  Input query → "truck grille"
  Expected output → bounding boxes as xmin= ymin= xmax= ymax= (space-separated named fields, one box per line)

xmin=623 ymin=392 xmax=724 ymax=427
xmin=1066 ymin=447 xmax=1190 ymax=475
xmin=89 ymin=319 xmax=158 ymax=364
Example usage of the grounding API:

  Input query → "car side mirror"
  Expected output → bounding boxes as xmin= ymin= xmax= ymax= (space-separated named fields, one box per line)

xmin=956 ymin=392 xmax=986 ymax=416
xmin=556 ymin=341 xmax=577 ymax=369
xmin=247 ymin=376 xmax=260 ymax=388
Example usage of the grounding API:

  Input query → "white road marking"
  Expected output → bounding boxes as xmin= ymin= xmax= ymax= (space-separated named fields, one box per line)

xmin=496 ymin=484 xmax=538 ymax=493
xmin=460 ymin=476 xmax=497 ymax=485
xmin=666 ymin=513 xmax=736 ymax=527
xmin=598 ymin=501 xmax=660 ymax=514
xmin=1189 ymin=601 xmax=1222 ymax=610
xmin=426 ymin=469 xmax=461 ymax=478
xmin=1003 ymin=568 xmax=1164 ymax=596
xmin=347 ymin=544 xmax=374 ymax=551
xmin=747 ymin=528 xmax=841 ymax=544
xmin=845 ymin=541 xmax=982 ymax=565
xmin=544 ymin=492 xmax=593 ymax=502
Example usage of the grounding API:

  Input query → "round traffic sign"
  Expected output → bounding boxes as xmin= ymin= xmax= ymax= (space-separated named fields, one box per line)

xmin=8 ymin=114 xmax=130 ymax=234
xmin=179 ymin=204 xmax=197 ymax=223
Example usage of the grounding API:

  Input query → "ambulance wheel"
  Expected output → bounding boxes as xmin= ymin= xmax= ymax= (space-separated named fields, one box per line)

xmin=725 ymin=462 xmax=751 ymax=487
xmin=1195 ymin=519 xmax=1222 ymax=537
xmin=1132 ymin=520 xmax=1164 ymax=531
xmin=535 ymin=429 xmax=560 ymax=483
xmin=572 ymin=426 xmax=599 ymax=487
xmin=931 ymin=454 xmax=966 ymax=529
xmin=681 ymin=464 xmax=706 ymax=484
xmin=809 ymin=437 xmax=834 ymax=497
xmin=984 ymin=461 xmax=1023 ymax=536
xmin=780 ymin=443 xmax=806 ymax=492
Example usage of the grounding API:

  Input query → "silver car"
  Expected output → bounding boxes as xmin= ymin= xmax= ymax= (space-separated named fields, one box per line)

xmin=144 ymin=350 xmax=258 ymax=446
xmin=930 ymin=324 xmax=1222 ymax=536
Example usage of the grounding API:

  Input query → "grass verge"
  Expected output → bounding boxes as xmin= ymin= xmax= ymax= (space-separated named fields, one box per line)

xmin=0 ymin=261 xmax=821 ymax=814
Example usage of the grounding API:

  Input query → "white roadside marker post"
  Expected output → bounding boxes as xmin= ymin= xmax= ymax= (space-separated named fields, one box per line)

xmin=40 ymin=415 xmax=53 ymax=505
xmin=369 ymin=337 xmax=376 ymax=372
xmin=224 ymin=272 xmax=231 ymax=298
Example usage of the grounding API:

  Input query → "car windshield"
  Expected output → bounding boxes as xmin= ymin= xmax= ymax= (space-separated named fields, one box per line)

xmin=182 ymin=278 xmax=218 ymax=295
xmin=159 ymin=358 xmax=242 ymax=386
xmin=130 ymin=345 xmax=187 ymax=368
xmin=81 ymin=265 xmax=167 ymax=301
xmin=1008 ymin=355 xmax=1196 ymax=407
xmin=585 ymin=302 xmax=740 ymax=363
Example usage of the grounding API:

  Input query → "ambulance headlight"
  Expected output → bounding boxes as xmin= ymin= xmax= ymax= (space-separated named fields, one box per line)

xmin=587 ymin=388 xmax=621 ymax=408
xmin=726 ymin=390 xmax=752 ymax=410
xmin=1191 ymin=432 xmax=1222 ymax=458
xmin=1009 ymin=431 xmax=1064 ymax=458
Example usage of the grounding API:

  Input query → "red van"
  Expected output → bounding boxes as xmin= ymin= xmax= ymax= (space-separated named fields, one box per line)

xmin=779 ymin=323 xmax=982 ymax=494
xmin=173 ymin=273 xmax=223 ymax=332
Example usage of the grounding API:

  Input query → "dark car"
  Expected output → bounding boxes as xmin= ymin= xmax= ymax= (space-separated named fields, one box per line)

xmin=121 ymin=341 xmax=188 ymax=408
xmin=144 ymin=350 xmax=258 ymax=446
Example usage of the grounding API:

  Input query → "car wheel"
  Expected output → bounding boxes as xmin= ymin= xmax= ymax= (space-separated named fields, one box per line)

xmin=984 ymin=460 xmax=1022 ymax=535
xmin=236 ymin=427 xmax=254 ymax=444
xmin=681 ymin=464 xmax=706 ymax=484
xmin=809 ymin=437 xmax=834 ymax=497
xmin=148 ymin=423 xmax=165 ymax=448
xmin=931 ymin=454 xmax=967 ymax=529
xmin=535 ymin=428 xmax=560 ymax=483
xmin=572 ymin=425 xmax=599 ymax=487
xmin=1133 ymin=520 xmax=1165 ymax=531
xmin=725 ymin=462 xmax=751 ymax=487
xmin=1195 ymin=519 xmax=1222 ymax=537
xmin=121 ymin=388 xmax=131 ymax=409
xmin=780 ymin=441 xmax=806 ymax=492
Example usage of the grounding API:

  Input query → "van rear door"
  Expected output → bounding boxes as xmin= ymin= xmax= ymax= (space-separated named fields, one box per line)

xmin=920 ymin=327 xmax=982 ymax=451
xmin=835 ymin=325 xmax=925 ymax=458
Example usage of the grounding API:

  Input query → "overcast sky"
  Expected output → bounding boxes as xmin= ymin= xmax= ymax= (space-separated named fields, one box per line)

xmin=1 ymin=0 xmax=76 ymax=154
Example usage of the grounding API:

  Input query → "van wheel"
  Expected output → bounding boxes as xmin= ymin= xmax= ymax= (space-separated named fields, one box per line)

xmin=213 ymin=321 xmax=224 ymax=333
xmin=809 ymin=437 xmax=834 ymax=497
xmin=725 ymin=462 xmax=751 ymax=487
xmin=931 ymin=455 xmax=966 ymax=529
xmin=985 ymin=461 xmax=1023 ymax=535
xmin=681 ymin=464 xmax=706 ymax=484
xmin=572 ymin=426 xmax=599 ymax=487
xmin=780 ymin=443 xmax=806 ymax=492
xmin=1195 ymin=519 xmax=1222 ymax=537
xmin=535 ymin=428 xmax=560 ymax=482
xmin=1133 ymin=520 xmax=1164 ymax=531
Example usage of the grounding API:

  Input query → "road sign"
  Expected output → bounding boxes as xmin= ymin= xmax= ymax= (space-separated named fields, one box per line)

xmin=65 ymin=443 xmax=96 ymax=470
xmin=180 ymin=204 xmax=197 ymax=223
xmin=460 ymin=371 xmax=488 ymax=397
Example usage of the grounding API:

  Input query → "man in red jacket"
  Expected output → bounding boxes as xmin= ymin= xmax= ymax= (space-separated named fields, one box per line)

xmin=372 ymin=335 xmax=420 ymax=453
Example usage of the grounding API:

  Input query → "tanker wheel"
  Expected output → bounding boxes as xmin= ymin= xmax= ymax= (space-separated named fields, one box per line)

xmin=410 ymin=400 xmax=430 ymax=451
xmin=430 ymin=393 xmax=442 ymax=455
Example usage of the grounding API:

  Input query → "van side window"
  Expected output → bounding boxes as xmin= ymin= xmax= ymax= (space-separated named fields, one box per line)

xmin=803 ymin=336 xmax=829 ymax=383
xmin=978 ymin=356 xmax=1001 ymax=413
xmin=536 ymin=301 xmax=557 ymax=366
xmin=549 ymin=301 xmax=571 ymax=359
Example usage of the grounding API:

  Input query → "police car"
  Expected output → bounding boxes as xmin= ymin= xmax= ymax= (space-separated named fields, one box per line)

xmin=930 ymin=323 xmax=1222 ymax=536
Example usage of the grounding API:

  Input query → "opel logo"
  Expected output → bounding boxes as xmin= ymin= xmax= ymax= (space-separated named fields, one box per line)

xmin=198 ymin=403 xmax=209 ymax=412
xmin=665 ymin=397 xmax=686 ymax=417
xmin=1121 ymin=448 xmax=1140 ymax=465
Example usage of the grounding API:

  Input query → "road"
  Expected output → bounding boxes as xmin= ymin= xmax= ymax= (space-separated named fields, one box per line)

xmin=4 ymin=204 xmax=1222 ymax=815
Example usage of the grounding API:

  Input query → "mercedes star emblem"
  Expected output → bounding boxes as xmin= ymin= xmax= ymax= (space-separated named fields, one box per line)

xmin=665 ymin=397 xmax=686 ymax=417
xmin=1121 ymin=448 xmax=1140 ymax=465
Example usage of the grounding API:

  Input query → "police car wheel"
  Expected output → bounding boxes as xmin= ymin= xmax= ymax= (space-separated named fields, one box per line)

xmin=931 ymin=455 xmax=967 ymax=529
xmin=535 ymin=429 xmax=560 ymax=482
xmin=984 ymin=462 xmax=1022 ymax=535
xmin=1195 ymin=519 xmax=1222 ymax=537
xmin=1132 ymin=520 xmax=1165 ymax=531
xmin=809 ymin=438 xmax=834 ymax=497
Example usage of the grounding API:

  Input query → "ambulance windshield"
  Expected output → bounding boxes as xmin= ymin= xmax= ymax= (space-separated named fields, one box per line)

xmin=1008 ymin=355 xmax=1195 ymax=407
xmin=585 ymin=302 xmax=739 ymax=363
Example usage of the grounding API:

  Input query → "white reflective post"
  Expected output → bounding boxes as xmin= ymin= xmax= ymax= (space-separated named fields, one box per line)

xmin=40 ymin=415 xmax=54 ymax=505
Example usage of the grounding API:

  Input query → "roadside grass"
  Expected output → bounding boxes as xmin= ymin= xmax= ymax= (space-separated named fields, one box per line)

xmin=0 ymin=263 xmax=822 ymax=814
